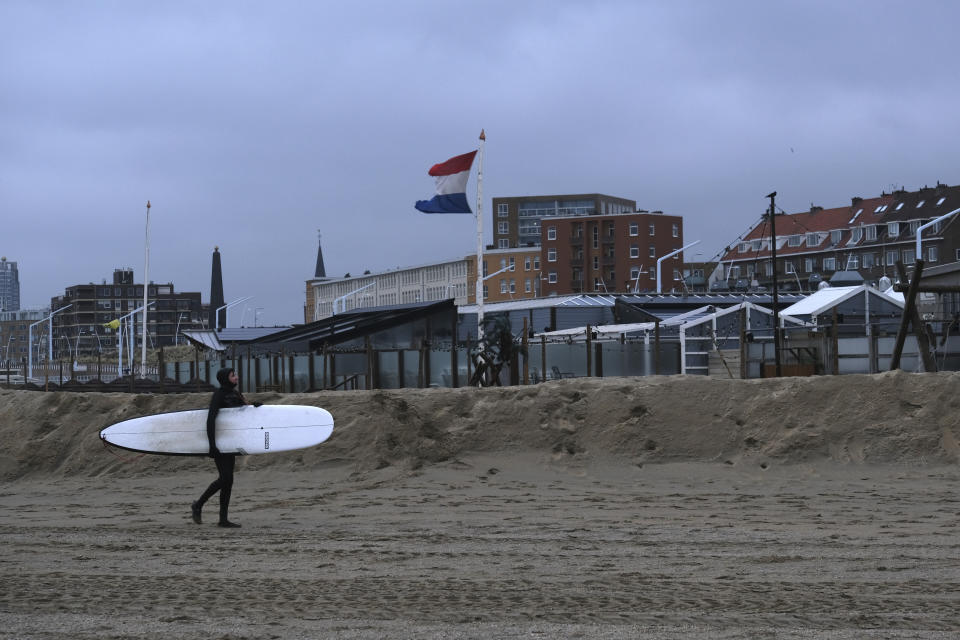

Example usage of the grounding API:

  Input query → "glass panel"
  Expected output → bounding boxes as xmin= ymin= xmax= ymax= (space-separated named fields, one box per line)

xmin=377 ymin=351 xmax=401 ymax=389
xmin=429 ymin=348 xmax=454 ymax=387
xmin=292 ymin=355 xmax=310 ymax=392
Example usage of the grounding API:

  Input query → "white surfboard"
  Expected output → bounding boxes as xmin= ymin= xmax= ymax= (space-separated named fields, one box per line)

xmin=100 ymin=405 xmax=334 ymax=456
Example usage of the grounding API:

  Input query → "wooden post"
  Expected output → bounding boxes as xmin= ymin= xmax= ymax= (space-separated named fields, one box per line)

xmin=308 ymin=350 xmax=316 ymax=391
xmin=522 ymin=317 xmax=529 ymax=385
xmin=365 ymin=337 xmax=373 ymax=390
xmin=739 ymin=307 xmax=747 ymax=379
xmin=654 ymin=320 xmax=661 ymax=375
xmin=541 ymin=335 xmax=547 ymax=382
xmin=831 ymin=308 xmax=840 ymax=375
xmin=892 ymin=260 xmax=936 ymax=371
xmin=451 ymin=314 xmax=459 ymax=388
xmin=158 ymin=346 xmax=165 ymax=393
xmin=586 ymin=324 xmax=593 ymax=377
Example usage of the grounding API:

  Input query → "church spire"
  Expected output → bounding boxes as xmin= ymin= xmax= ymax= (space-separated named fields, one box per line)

xmin=314 ymin=231 xmax=327 ymax=279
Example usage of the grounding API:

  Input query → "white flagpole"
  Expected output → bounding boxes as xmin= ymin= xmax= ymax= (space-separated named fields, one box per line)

xmin=476 ymin=129 xmax=485 ymax=342
xmin=141 ymin=200 xmax=150 ymax=378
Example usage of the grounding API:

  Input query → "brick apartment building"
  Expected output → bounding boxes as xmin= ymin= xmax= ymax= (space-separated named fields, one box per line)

xmin=719 ymin=182 xmax=960 ymax=292
xmin=492 ymin=193 xmax=637 ymax=249
xmin=540 ymin=211 xmax=685 ymax=295
xmin=49 ymin=268 xmax=204 ymax=359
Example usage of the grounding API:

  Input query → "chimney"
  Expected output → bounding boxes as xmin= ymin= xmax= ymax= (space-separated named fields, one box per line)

xmin=810 ymin=205 xmax=823 ymax=213
xmin=851 ymin=197 xmax=862 ymax=207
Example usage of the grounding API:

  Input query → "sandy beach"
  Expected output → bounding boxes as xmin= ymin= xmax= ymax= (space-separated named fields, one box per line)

xmin=2 ymin=373 xmax=959 ymax=638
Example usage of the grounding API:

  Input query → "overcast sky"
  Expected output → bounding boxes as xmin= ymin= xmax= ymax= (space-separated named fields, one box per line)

xmin=3 ymin=1 xmax=959 ymax=325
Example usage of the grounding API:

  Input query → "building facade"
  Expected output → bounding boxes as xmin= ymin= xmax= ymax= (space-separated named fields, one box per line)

xmin=718 ymin=182 xmax=960 ymax=293
xmin=0 ymin=257 xmax=20 ymax=312
xmin=540 ymin=210 xmax=686 ymax=295
xmin=49 ymin=268 xmax=204 ymax=359
xmin=0 ymin=308 xmax=49 ymax=366
xmin=492 ymin=194 xmax=637 ymax=249
xmin=466 ymin=246 xmax=544 ymax=304
xmin=307 ymin=258 xmax=471 ymax=322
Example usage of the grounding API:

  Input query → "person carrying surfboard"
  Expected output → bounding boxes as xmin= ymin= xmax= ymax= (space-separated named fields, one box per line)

xmin=191 ymin=367 xmax=261 ymax=528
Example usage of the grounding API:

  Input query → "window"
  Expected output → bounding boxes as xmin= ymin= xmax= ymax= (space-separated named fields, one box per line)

xmin=902 ymin=249 xmax=915 ymax=263
xmin=649 ymin=246 xmax=656 ymax=258
xmin=546 ymin=226 xmax=556 ymax=240
xmin=629 ymin=222 xmax=639 ymax=236
xmin=673 ymin=268 xmax=681 ymax=281
xmin=908 ymin=220 xmax=920 ymax=236
xmin=937 ymin=197 xmax=946 ymax=206
xmin=847 ymin=255 xmax=859 ymax=269
xmin=862 ymin=253 xmax=875 ymax=268
xmin=498 ymin=239 xmax=509 ymax=249
xmin=804 ymin=258 xmax=815 ymax=273
xmin=823 ymin=257 xmax=836 ymax=271
xmin=765 ymin=261 xmax=773 ymax=276
xmin=672 ymin=223 xmax=679 ymax=238
xmin=524 ymin=257 xmax=531 ymax=270
xmin=497 ymin=203 xmax=508 ymax=217
xmin=886 ymin=250 xmax=898 ymax=265
xmin=739 ymin=242 xmax=750 ymax=253
xmin=649 ymin=223 xmax=655 ymax=236
xmin=509 ymin=257 xmax=516 ymax=271
xmin=849 ymin=227 xmax=863 ymax=243
xmin=788 ymin=235 xmax=802 ymax=247
xmin=830 ymin=230 xmax=842 ymax=244
xmin=630 ymin=267 xmax=641 ymax=279
xmin=806 ymin=232 xmax=819 ymax=246
xmin=928 ymin=246 xmax=939 ymax=263
xmin=895 ymin=202 xmax=904 ymax=211
xmin=630 ymin=244 xmax=639 ymax=258
xmin=592 ymin=225 xmax=599 ymax=249
xmin=482 ymin=285 xmax=489 ymax=300
xmin=533 ymin=257 xmax=540 ymax=270
xmin=525 ymin=279 xmax=531 ymax=293
xmin=785 ymin=260 xmax=795 ymax=274
xmin=865 ymin=225 xmax=877 ymax=241
xmin=547 ymin=272 xmax=557 ymax=284
xmin=500 ymin=280 xmax=508 ymax=294
xmin=497 ymin=222 xmax=508 ymax=234
xmin=916 ymin=200 xmax=925 ymax=208
xmin=593 ymin=256 xmax=599 ymax=270
xmin=547 ymin=248 xmax=557 ymax=262
xmin=510 ymin=280 xmax=516 ymax=294
xmin=887 ymin=222 xmax=899 ymax=237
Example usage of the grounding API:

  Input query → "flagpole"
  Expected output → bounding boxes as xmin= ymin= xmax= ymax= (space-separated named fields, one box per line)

xmin=475 ymin=130 xmax=486 ymax=343
xmin=141 ymin=200 xmax=150 ymax=379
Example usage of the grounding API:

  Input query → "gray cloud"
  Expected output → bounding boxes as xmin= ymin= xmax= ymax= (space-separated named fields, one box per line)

xmin=3 ymin=0 xmax=959 ymax=324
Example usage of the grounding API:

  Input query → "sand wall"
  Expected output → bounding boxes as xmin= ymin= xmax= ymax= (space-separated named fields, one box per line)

xmin=2 ymin=370 xmax=958 ymax=480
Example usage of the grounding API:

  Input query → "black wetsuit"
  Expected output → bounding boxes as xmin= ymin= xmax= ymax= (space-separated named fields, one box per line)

xmin=193 ymin=368 xmax=247 ymax=526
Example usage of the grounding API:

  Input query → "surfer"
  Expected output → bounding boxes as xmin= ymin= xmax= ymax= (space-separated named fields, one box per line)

xmin=191 ymin=367 xmax=261 ymax=528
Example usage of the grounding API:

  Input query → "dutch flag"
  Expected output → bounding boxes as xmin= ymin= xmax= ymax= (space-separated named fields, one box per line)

xmin=414 ymin=150 xmax=477 ymax=214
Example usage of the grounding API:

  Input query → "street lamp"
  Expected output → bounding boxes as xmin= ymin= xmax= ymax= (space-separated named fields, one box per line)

xmin=141 ymin=200 xmax=151 ymax=378
xmin=175 ymin=313 xmax=188 ymax=346
xmin=216 ymin=296 xmax=253 ymax=330
xmin=28 ymin=305 xmax=71 ymax=380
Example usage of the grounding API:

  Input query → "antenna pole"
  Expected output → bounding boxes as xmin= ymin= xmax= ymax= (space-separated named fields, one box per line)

xmin=767 ymin=192 xmax=781 ymax=377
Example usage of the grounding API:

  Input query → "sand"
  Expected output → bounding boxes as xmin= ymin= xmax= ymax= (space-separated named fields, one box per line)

xmin=1 ymin=372 xmax=959 ymax=638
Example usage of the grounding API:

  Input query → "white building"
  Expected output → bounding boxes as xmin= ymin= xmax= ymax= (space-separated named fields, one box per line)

xmin=306 ymin=257 xmax=471 ymax=322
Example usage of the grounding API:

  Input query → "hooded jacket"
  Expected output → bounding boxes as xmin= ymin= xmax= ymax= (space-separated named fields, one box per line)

xmin=206 ymin=367 xmax=247 ymax=454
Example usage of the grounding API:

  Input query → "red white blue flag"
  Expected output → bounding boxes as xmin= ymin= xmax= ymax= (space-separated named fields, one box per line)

xmin=415 ymin=150 xmax=477 ymax=214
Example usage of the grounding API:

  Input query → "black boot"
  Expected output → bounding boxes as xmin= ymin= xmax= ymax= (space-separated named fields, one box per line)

xmin=218 ymin=484 xmax=239 ymax=527
xmin=191 ymin=501 xmax=203 ymax=524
